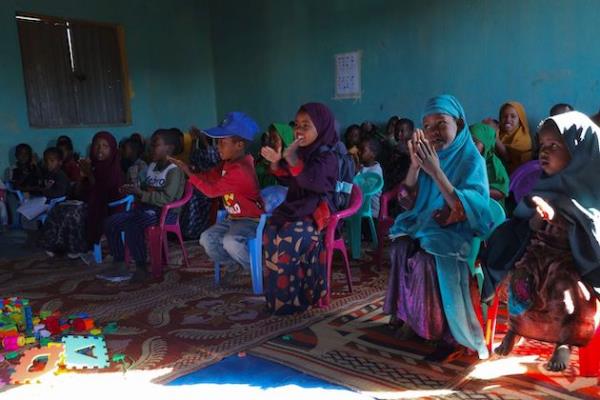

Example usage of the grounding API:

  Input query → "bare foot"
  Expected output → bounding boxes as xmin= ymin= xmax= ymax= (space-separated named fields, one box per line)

xmin=546 ymin=344 xmax=571 ymax=372
xmin=495 ymin=330 xmax=520 ymax=356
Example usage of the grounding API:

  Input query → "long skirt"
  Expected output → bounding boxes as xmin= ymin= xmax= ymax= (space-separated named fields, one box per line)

xmin=263 ymin=219 xmax=327 ymax=315
xmin=508 ymin=215 xmax=598 ymax=346
xmin=383 ymin=237 xmax=453 ymax=341
xmin=39 ymin=203 xmax=88 ymax=254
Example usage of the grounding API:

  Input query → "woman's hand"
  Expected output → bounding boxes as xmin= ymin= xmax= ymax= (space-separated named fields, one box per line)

xmin=283 ymin=138 xmax=301 ymax=166
xmin=166 ymin=156 xmax=192 ymax=176
xmin=412 ymin=130 xmax=440 ymax=177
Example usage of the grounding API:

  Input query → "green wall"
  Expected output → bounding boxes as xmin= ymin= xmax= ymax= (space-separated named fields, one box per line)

xmin=209 ymin=0 xmax=600 ymax=134
xmin=0 ymin=0 xmax=217 ymax=173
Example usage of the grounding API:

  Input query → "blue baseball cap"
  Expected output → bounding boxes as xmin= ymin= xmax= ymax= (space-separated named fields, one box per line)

xmin=204 ymin=112 xmax=260 ymax=141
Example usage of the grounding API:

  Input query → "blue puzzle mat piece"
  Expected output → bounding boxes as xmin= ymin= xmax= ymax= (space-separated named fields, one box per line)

xmin=62 ymin=335 xmax=109 ymax=369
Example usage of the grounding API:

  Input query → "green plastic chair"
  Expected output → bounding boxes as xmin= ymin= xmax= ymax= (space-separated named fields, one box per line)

xmin=466 ymin=198 xmax=506 ymax=293
xmin=348 ymin=172 xmax=384 ymax=259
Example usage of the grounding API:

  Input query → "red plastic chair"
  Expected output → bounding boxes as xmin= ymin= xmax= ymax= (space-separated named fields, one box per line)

xmin=485 ymin=284 xmax=600 ymax=376
xmin=145 ymin=181 xmax=194 ymax=278
xmin=375 ymin=185 xmax=401 ymax=269
xmin=509 ymin=160 xmax=542 ymax=204
xmin=321 ymin=184 xmax=363 ymax=306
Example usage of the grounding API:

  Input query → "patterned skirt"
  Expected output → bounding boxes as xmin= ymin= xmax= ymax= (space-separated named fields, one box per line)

xmin=263 ymin=219 xmax=327 ymax=315
xmin=39 ymin=203 xmax=89 ymax=254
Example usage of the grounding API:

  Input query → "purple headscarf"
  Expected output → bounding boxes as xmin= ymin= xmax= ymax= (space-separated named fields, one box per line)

xmin=271 ymin=102 xmax=339 ymax=225
xmin=296 ymin=102 xmax=339 ymax=161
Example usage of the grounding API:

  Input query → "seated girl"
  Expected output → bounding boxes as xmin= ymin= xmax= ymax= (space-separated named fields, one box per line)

xmin=495 ymin=101 xmax=532 ymax=174
xmin=260 ymin=102 xmax=339 ymax=315
xmin=470 ymin=123 xmax=509 ymax=207
xmin=486 ymin=111 xmax=600 ymax=371
xmin=40 ymin=132 xmax=124 ymax=260
xmin=344 ymin=124 xmax=362 ymax=171
xmin=256 ymin=123 xmax=294 ymax=188
xmin=98 ymin=129 xmax=185 ymax=283
xmin=384 ymin=95 xmax=493 ymax=361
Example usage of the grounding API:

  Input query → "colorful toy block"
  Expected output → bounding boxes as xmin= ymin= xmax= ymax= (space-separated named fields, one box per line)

xmin=10 ymin=345 xmax=64 ymax=384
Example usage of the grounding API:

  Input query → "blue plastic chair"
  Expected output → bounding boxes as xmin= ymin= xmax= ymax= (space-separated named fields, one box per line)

xmin=348 ymin=172 xmax=384 ymax=259
xmin=93 ymin=195 xmax=134 ymax=264
xmin=4 ymin=181 xmax=25 ymax=228
xmin=214 ymin=185 xmax=287 ymax=294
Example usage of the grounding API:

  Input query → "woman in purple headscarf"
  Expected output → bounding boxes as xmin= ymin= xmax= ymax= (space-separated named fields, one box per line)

xmin=260 ymin=102 xmax=339 ymax=315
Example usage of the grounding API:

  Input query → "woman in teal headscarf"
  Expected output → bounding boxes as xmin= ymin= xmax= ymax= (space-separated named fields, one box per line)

xmin=256 ymin=123 xmax=295 ymax=188
xmin=384 ymin=95 xmax=494 ymax=360
xmin=470 ymin=123 xmax=510 ymax=206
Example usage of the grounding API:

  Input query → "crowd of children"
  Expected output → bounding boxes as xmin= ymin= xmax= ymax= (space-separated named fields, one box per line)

xmin=2 ymin=97 xmax=599 ymax=371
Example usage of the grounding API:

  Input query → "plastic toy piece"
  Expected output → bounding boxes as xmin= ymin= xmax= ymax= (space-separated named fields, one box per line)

xmin=103 ymin=322 xmax=118 ymax=334
xmin=5 ymin=351 xmax=21 ymax=360
xmin=73 ymin=318 xmax=95 ymax=332
xmin=10 ymin=345 xmax=64 ymax=384
xmin=62 ymin=335 xmax=109 ymax=369
xmin=111 ymin=353 xmax=125 ymax=363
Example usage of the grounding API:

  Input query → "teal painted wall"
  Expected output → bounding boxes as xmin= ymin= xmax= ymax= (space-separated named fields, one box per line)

xmin=209 ymin=0 xmax=600 ymax=135
xmin=0 ymin=0 xmax=216 ymax=173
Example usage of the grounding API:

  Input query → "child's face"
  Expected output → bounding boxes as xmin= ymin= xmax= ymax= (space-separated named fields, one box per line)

xmin=123 ymin=143 xmax=135 ymax=160
xmin=294 ymin=111 xmax=318 ymax=147
xmin=422 ymin=113 xmax=458 ymax=151
xmin=267 ymin=128 xmax=283 ymax=151
xmin=150 ymin=136 xmax=172 ymax=162
xmin=346 ymin=127 xmax=361 ymax=147
xmin=538 ymin=126 xmax=571 ymax=176
xmin=395 ymin=122 xmax=414 ymax=145
xmin=359 ymin=142 xmax=375 ymax=164
xmin=217 ymin=137 xmax=244 ymax=161
xmin=16 ymin=148 xmax=31 ymax=164
xmin=500 ymin=105 xmax=520 ymax=134
xmin=386 ymin=118 xmax=398 ymax=136
xmin=44 ymin=154 xmax=61 ymax=172
xmin=93 ymin=138 xmax=112 ymax=161
xmin=361 ymin=122 xmax=373 ymax=134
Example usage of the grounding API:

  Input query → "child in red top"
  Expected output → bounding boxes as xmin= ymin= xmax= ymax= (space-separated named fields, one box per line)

xmin=169 ymin=112 xmax=263 ymax=275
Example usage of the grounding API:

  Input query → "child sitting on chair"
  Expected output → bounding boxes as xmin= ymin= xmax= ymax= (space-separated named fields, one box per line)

xmin=485 ymin=111 xmax=600 ymax=371
xmin=97 ymin=129 xmax=185 ymax=283
xmin=357 ymin=137 xmax=383 ymax=219
xmin=169 ymin=112 xmax=263 ymax=279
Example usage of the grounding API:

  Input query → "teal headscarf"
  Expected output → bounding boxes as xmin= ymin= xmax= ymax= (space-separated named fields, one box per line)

xmin=390 ymin=94 xmax=494 ymax=358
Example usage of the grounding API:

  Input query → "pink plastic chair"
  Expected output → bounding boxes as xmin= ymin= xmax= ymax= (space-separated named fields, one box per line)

xmin=321 ymin=184 xmax=363 ymax=306
xmin=145 ymin=181 xmax=194 ymax=278
xmin=509 ymin=160 xmax=542 ymax=204
xmin=375 ymin=185 xmax=401 ymax=269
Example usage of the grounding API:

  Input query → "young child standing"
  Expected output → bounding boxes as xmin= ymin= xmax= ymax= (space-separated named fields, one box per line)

xmin=56 ymin=135 xmax=81 ymax=183
xmin=98 ymin=129 xmax=185 ymax=283
xmin=357 ymin=137 xmax=383 ymax=218
xmin=169 ymin=112 xmax=263 ymax=278
xmin=485 ymin=111 xmax=600 ymax=372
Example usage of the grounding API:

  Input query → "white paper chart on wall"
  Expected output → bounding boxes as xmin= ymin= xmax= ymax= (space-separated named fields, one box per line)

xmin=334 ymin=51 xmax=361 ymax=100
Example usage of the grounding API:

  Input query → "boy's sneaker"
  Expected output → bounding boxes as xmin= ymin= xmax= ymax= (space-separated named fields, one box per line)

xmin=67 ymin=253 xmax=81 ymax=260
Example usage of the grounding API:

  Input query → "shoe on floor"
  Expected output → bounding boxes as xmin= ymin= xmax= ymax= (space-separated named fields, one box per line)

xmin=45 ymin=251 xmax=55 ymax=258
xmin=67 ymin=252 xmax=82 ymax=259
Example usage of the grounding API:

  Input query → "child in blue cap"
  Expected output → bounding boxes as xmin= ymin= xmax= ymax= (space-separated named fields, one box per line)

xmin=169 ymin=112 xmax=264 ymax=280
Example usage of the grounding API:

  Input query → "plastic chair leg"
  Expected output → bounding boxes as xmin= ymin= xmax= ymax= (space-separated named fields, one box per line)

xmin=348 ymin=215 xmax=362 ymax=260
xmin=322 ymin=244 xmax=335 ymax=307
xmin=248 ymin=239 xmax=263 ymax=295
xmin=579 ymin=319 xmax=600 ymax=377
xmin=93 ymin=243 xmax=102 ymax=264
xmin=485 ymin=287 xmax=501 ymax=353
xmin=147 ymin=226 xmax=163 ymax=278
xmin=174 ymin=229 xmax=190 ymax=268
xmin=214 ymin=263 xmax=221 ymax=285
xmin=368 ymin=216 xmax=378 ymax=248
xmin=339 ymin=243 xmax=353 ymax=293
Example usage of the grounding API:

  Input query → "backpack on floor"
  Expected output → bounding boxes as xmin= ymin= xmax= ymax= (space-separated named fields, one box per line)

xmin=319 ymin=142 xmax=356 ymax=211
